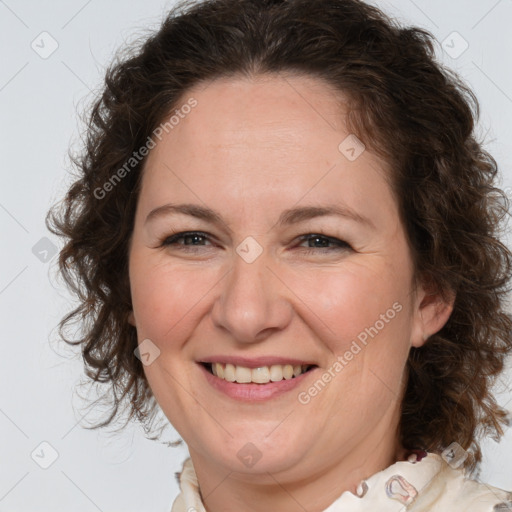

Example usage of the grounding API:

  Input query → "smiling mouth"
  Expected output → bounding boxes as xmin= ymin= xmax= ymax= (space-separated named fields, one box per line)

xmin=201 ymin=362 xmax=317 ymax=384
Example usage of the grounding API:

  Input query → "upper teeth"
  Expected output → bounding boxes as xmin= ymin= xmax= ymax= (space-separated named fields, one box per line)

xmin=210 ymin=363 xmax=309 ymax=384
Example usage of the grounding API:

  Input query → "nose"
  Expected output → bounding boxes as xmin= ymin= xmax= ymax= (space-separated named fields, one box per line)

xmin=210 ymin=249 xmax=293 ymax=344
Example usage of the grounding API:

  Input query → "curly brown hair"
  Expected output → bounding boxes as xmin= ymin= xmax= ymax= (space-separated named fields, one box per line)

xmin=46 ymin=0 xmax=512 ymax=473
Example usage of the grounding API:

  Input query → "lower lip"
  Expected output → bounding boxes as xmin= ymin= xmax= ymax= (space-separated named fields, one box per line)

xmin=198 ymin=363 xmax=315 ymax=401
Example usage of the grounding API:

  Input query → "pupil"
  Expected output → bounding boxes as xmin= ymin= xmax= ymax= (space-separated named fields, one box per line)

xmin=311 ymin=236 xmax=328 ymax=247
xmin=187 ymin=235 xmax=202 ymax=245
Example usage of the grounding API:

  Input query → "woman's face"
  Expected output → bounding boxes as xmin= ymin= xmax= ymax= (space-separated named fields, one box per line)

xmin=128 ymin=74 xmax=450 ymax=480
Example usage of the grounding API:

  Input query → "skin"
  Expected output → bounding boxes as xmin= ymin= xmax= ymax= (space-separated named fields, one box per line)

xmin=127 ymin=73 xmax=454 ymax=512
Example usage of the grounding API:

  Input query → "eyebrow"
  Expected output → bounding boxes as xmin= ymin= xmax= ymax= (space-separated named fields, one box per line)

xmin=144 ymin=202 xmax=375 ymax=230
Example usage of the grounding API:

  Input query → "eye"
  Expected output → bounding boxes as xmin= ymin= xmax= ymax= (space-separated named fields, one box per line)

xmin=160 ymin=231 xmax=214 ymax=250
xmin=159 ymin=231 xmax=351 ymax=254
xmin=295 ymin=234 xmax=351 ymax=253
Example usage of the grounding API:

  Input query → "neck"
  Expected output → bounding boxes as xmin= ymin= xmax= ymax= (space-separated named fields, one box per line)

xmin=189 ymin=430 xmax=405 ymax=512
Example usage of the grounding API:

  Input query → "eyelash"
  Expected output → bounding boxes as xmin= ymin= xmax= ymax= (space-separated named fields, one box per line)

xmin=159 ymin=231 xmax=351 ymax=254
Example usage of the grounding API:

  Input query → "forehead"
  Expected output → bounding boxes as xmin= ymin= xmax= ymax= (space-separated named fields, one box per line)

xmin=169 ymin=73 xmax=349 ymax=152
xmin=137 ymin=73 xmax=397 ymax=228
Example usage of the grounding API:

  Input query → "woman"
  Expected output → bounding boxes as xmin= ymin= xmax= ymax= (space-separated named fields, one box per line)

xmin=47 ymin=0 xmax=512 ymax=510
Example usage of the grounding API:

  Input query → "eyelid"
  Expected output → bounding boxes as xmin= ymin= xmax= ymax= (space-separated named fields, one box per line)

xmin=159 ymin=230 xmax=352 ymax=253
xmin=295 ymin=233 xmax=352 ymax=252
xmin=160 ymin=230 xmax=215 ymax=247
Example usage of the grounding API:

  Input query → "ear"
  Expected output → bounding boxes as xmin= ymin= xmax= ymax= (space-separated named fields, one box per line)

xmin=410 ymin=277 xmax=455 ymax=348
xmin=128 ymin=310 xmax=136 ymax=327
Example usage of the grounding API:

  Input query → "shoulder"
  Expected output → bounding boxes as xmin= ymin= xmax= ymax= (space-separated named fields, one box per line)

xmin=171 ymin=458 xmax=205 ymax=512
xmin=408 ymin=453 xmax=512 ymax=512
xmin=170 ymin=492 xmax=186 ymax=512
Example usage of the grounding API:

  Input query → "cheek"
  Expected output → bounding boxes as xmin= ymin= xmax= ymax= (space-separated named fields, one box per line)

xmin=295 ymin=261 xmax=413 ymax=402
xmin=300 ymin=262 xmax=409 ymax=349
xmin=129 ymin=258 xmax=215 ymax=346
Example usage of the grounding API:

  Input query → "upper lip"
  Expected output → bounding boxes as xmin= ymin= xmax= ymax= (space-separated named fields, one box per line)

xmin=198 ymin=355 xmax=317 ymax=369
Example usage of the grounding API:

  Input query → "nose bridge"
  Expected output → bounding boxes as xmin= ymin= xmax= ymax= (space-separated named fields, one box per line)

xmin=211 ymin=244 xmax=292 ymax=343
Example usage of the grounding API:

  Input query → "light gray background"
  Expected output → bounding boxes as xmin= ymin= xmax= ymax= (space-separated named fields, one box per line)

xmin=1 ymin=0 xmax=511 ymax=510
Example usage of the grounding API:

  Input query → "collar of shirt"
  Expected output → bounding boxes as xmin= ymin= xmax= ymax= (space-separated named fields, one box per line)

xmin=171 ymin=452 xmax=512 ymax=512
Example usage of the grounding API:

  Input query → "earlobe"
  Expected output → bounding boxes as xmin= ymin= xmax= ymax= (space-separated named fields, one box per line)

xmin=411 ymin=284 xmax=455 ymax=348
xmin=128 ymin=310 xmax=136 ymax=326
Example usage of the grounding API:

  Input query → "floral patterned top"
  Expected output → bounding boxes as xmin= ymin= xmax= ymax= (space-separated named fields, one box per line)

xmin=171 ymin=451 xmax=512 ymax=512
